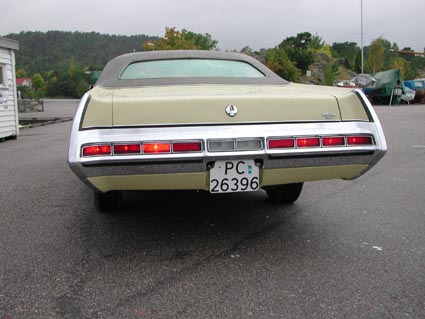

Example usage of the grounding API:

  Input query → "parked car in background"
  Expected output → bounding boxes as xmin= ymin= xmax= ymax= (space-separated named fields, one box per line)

xmin=68 ymin=50 xmax=387 ymax=212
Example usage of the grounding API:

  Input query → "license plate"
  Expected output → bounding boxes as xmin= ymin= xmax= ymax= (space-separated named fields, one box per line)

xmin=210 ymin=160 xmax=259 ymax=193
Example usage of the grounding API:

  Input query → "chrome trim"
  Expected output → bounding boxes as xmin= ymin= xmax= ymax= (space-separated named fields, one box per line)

xmin=353 ymin=88 xmax=387 ymax=169
xmin=70 ymin=123 xmax=383 ymax=160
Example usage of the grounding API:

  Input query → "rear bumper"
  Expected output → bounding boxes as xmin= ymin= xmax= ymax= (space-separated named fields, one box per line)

xmin=69 ymin=125 xmax=386 ymax=193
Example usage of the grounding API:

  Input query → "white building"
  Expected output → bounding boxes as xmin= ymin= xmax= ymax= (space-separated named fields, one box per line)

xmin=0 ymin=37 xmax=19 ymax=141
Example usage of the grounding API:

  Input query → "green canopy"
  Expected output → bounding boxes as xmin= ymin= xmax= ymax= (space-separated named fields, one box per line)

xmin=364 ymin=69 xmax=405 ymax=105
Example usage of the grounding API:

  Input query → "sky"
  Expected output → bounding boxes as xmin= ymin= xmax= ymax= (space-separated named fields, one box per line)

xmin=1 ymin=0 xmax=424 ymax=53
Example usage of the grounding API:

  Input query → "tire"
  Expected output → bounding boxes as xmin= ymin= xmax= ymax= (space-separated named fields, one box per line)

xmin=264 ymin=183 xmax=304 ymax=204
xmin=94 ymin=191 xmax=122 ymax=212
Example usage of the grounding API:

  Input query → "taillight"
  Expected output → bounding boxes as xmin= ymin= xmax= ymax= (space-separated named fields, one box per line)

xmin=268 ymin=138 xmax=294 ymax=149
xmin=143 ymin=142 xmax=171 ymax=154
xmin=296 ymin=137 xmax=320 ymax=148
xmin=82 ymin=144 xmax=111 ymax=157
xmin=347 ymin=135 xmax=373 ymax=145
xmin=113 ymin=143 xmax=141 ymax=154
xmin=172 ymin=142 xmax=202 ymax=152
xmin=322 ymin=136 xmax=345 ymax=146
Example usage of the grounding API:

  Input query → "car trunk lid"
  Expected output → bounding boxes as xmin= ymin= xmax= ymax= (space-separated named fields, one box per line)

xmin=111 ymin=84 xmax=343 ymax=127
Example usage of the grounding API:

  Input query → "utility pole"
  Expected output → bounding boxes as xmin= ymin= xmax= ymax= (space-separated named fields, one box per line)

xmin=360 ymin=0 xmax=364 ymax=74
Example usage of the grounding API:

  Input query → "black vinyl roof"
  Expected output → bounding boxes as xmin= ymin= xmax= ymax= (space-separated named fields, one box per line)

xmin=95 ymin=50 xmax=288 ymax=88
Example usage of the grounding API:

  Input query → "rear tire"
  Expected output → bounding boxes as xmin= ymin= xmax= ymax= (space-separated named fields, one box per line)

xmin=264 ymin=183 xmax=304 ymax=204
xmin=94 ymin=191 xmax=122 ymax=212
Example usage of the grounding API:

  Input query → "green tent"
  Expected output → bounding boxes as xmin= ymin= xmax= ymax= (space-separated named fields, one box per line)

xmin=364 ymin=69 xmax=405 ymax=105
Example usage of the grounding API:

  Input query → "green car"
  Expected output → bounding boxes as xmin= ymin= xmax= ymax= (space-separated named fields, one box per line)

xmin=68 ymin=50 xmax=387 ymax=212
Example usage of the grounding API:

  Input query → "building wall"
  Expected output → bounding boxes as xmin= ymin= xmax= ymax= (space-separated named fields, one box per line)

xmin=0 ymin=43 xmax=19 ymax=140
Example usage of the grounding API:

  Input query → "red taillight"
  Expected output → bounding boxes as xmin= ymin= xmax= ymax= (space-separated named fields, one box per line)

xmin=347 ymin=135 xmax=373 ymax=145
xmin=113 ymin=143 xmax=141 ymax=154
xmin=172 ymin=142 xmax=202 ymax=152
xmin=268 ymin=138 xmax=294 ymax=149
xmin=82 ymin=144 xmax=111 ymax=157
xmin=322 ymin=136 xmax=345 ymax=146
xmin=143 ymin=143 xmax=171 ymax=154
xmin=296 ymin=137 xmax=320 ymax=148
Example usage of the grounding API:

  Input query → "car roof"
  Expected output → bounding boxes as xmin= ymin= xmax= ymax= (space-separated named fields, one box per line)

xmin=95 ymin=50 xmax=288 ymax=88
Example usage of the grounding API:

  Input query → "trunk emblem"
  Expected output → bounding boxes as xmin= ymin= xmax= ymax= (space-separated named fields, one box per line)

xmin=321 ymin=112 xmax=337 ymax=119
xmin=225 ymin=104 xmax=238 ymax=117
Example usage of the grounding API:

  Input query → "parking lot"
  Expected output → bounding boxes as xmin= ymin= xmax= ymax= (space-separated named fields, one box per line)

xmin=1 ymin=102 xmax=424 ymax=318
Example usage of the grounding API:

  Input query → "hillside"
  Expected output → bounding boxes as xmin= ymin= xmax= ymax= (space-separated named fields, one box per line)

xmin=5 ymin=31 xmax=158 ymax=75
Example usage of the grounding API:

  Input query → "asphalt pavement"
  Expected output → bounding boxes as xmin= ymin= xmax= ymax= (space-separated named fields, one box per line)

xmin=0 ymin=102 xmax=424 ymax=319
xmin=18 ymin=98 xmax=80 ymax=119
xmin=17 ymin=99 xmax=80 ymax=129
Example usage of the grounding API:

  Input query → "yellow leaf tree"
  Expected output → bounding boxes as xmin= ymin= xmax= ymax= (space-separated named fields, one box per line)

xmin=143 ymin=27 xmax=218 ymax=51
xmin=367 ymin=37 xmax=386 ymax=74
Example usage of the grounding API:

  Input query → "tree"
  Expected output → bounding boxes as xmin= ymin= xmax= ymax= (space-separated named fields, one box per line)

xmin=183 ymin=29 xmax=218 ymax=50
xmin=68 ymin=65 xmax=90 ymax=98
xmin=143 ymin=27 xmax=218 ymax=51
xmin=323 ymin=62 xmax=339 ymax=86
xmin=364 ymin=37 xmax=395 ymax=73
xmin=31 ymin=73 xmax=46 ymax=98
xmin=309 ymin=34 xmax=325 ymax=50
xmin=399 ymin=47 xmax=415 ymax=62
xmin=280 ymin=32 xmax=312 ymax=50
xmin=392 ymin=57 xmax=417 ymax=80
xmin=331 ymin=42 xmax=359 ymax=69
xmin=366 ymin=37 xmax=386 ymax=73
xmin=75 ymin=80 xmax=90 ymax=98
xmin=46 ymin=68 xmax=69 ymax=97
xmin=16 ymin=69 xmax=28 ymax=78
xmin=7 ymin=31 xmax=156 ymax=76
xmin=46 ymin=75 xmax=59 ymax=97
xmin=264 ymin=47 xmax=299 ymax=81
xmin=32 ymin=73 xmax=45 ymax=90
xmin=278 ymin=32 xmax=314 ymax=73
xmin=354 ymin=49 xmax=363 ymax=74
xmin=380 ymin=38 xmax=393 ymax=68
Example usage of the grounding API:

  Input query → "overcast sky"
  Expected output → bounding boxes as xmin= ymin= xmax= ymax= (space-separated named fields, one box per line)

xmin=2 ymin=0 xmax=424 ymax=52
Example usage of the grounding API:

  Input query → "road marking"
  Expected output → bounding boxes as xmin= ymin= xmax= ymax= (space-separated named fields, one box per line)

xmin=412 ymin=145 xmax=425 ymax=148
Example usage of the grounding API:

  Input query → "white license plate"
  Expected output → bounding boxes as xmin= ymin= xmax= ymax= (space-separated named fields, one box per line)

xmin=210 ymin=160 xmax=259 ymax=193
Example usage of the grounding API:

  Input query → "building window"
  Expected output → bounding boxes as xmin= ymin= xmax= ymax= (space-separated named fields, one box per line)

xmin=0 ymin=64 xmax=5 ymax=87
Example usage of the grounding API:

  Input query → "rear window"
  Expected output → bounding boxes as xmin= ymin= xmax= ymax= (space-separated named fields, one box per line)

xmin=120 ymin=59 xmax=265 ymax=79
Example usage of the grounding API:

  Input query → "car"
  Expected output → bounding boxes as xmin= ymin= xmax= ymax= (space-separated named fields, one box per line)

xmin=68 ymin=50 xmax=387 ymax=212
